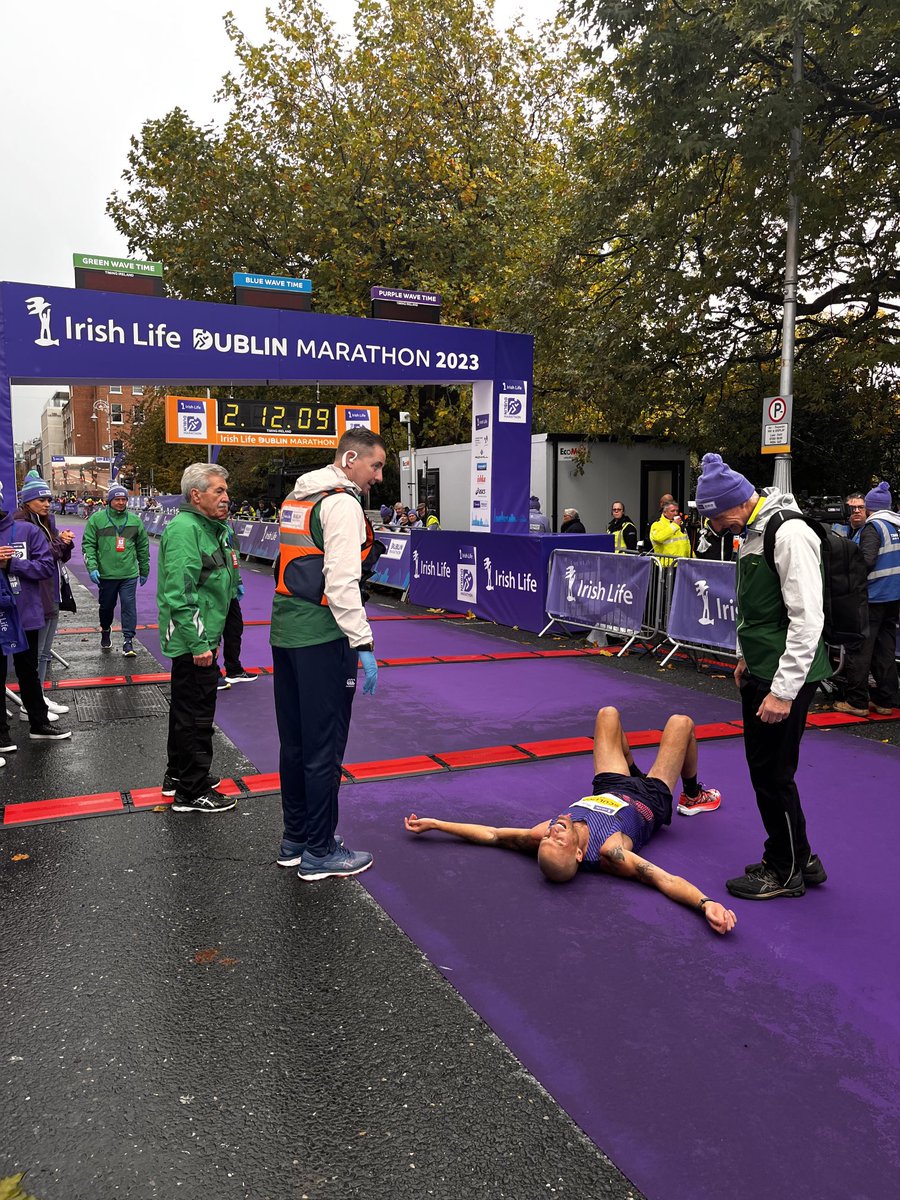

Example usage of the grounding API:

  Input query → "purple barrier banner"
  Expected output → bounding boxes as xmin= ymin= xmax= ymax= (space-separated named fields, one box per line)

xmin=546 ymin=551 xmax=652 ymax=635
xmin=408 ymin=530 xmax=612 ymax=633
xmin=666 ymin=558 xmax=737 ymax=652
xmin=369 ymin=532 xmax=411 ymax=591
xmin=231 ymin=519 xmax=256 ymax=555
xmin=243 ymin=523 xmax=268 ymax=559
xmin=254 ymin=521 xmax=281 ymax=561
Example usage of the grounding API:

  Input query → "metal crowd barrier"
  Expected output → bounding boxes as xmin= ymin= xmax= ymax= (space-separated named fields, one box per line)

xmin=541 ymin=550 xmax=667 ymax=656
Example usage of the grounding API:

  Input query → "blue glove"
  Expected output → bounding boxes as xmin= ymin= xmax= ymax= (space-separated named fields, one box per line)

xmin=237 ymin=581 xmax=245 ymax=599
xmin=139 ymin=575 xmax=148 ymax=587
xmin=89 ymin=570 xmax=100 ymax=585
xmin=359 ymin=650 xmax=378 ymax=695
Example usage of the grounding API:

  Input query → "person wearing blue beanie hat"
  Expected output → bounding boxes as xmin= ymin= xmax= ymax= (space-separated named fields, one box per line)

xmin=19 ymin=475 xmax=53 ymax=506
xmin=864 ymin=480 xmax=892 ymax=514
xmin=82 ymin=483 xmax=150 ymax=656
xmin=694 ymin=453 xmax=831 ymax=902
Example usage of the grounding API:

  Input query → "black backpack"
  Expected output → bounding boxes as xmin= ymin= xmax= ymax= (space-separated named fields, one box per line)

xmin=762 ymin=512 xmax=869 ymax=648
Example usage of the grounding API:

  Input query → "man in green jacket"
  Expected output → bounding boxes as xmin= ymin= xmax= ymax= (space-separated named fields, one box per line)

xmin=157 ymin=463 xmax=237 ymax=814
xmin=82 ymin=484 xmax=150 ymax=656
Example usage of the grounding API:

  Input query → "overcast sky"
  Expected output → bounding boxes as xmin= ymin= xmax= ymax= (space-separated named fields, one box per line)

xmin=2 ymin=0 xmax=545 ymax=441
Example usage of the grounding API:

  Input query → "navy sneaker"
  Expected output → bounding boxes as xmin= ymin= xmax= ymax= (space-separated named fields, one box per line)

xmin=297 ymin=845 xmax=373 ymax=882
xmin=162 ymin=773 xmax=220 ymax=797
xmin=122 ymin=641 xmax=137 ymax=657
xmin=171 ymin=788 xmax=236 ymax=814
xmin=216 ymin=677 xmax=231 ymax=691
xmin=277 ymin=835 xmax=343 ymax=868
xmin=100 ymin=629 xmax=112 ymax=650
xmin=726 ymin=864 xmax=805 ymax=900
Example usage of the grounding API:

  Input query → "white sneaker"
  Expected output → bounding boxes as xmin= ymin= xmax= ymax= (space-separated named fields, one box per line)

xmin=0 ymin=757 xmax=5 ymax=768
xmin=46 ymin=698 xmax=70 ymax=715
xmin=20 ymin=709 xmax=59 ymax=723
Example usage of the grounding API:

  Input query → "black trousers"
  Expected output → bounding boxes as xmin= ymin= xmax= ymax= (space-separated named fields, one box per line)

xmin=221 ymin=597 xmax=244 ymax=676
xmin=272 ymin=640 xmax=357 ymax=856
xmin=0 ymin=627 xmax=50 ymax=731
xmin=740 ymin=673 xmax=819 ymax=879
xmin=166 ymin=653 xmax=220 ymax=798
xmin=843 ymin=599 xmax=900 ymax=710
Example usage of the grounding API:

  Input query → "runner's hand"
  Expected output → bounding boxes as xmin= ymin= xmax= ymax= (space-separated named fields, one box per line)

xmin=704 ymin=902 xmax=737 ymax=935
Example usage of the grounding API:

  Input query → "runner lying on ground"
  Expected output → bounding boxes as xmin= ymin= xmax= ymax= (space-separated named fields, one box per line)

xmin=405 ymin=706 xmax=737 ymax=936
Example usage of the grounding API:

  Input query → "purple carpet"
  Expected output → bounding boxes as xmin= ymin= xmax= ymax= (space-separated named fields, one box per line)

xmin=64 ymin=523 xmax=899 ymax=1198
xmin=337 ymin=736 xmax=900 ymax=1200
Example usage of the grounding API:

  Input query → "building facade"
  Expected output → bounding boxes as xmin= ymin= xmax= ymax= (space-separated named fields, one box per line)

xmin=61 ymin=384 xmax=144 ymax=495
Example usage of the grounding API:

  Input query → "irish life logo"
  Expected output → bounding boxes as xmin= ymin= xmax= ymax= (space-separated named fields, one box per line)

xmin=25 ymin=297 xmax=59 ymax=346
xmin=457 ymin=545 xmax=478 ymax=604
xmin=177 ymin=398 xmax=208 ymax=440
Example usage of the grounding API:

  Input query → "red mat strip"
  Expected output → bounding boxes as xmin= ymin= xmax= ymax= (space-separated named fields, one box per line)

xmin=626 ymin=729 xmax=665 ymax=747
xmin=242 ymin=773 xmax=281 ymax=794
xmin=693 ymin=722 xmax=745 ymax=740
xmin=515 ymin=736 xmax=594 ymax=758
xmin=433 ymin=745 xmax=533 ymax=769
xmin=807 ymin=711 xmax=867 ymax=727
xmin=4 ymin=793 xmax=124 ymax=824
xmin=342 ymin=755 xmax=446 ymax=782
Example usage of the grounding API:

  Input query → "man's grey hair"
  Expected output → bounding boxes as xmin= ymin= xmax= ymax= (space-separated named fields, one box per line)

xmin=181 ymin=462 xmax=228 ymax=501
xmin=564 ymin=507 xmax=578 ymax=518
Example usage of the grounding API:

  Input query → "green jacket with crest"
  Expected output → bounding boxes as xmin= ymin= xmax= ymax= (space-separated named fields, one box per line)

xmin=157 ymin=505 xmax=237 ymax=658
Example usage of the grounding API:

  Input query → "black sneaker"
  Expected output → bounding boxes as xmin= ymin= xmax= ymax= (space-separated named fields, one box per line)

xmin=162 ymin=773 xmax=221 ymax=797
xmin=100 ymin=629 xmax=112 ymax=650
xmin=171 ymin=788 xmax=236 ymax=814
xmin=726 ymin=864 xmax=805 ymax=900
xmin=744 ymin=854 xmax=827 ymax=887
xmin=224 ymin=669 xmax=258 ymax=684
xmin=122 ymin=641 xmax=137 ymax=657
xmin=216 ymin=677 xmax=231 ymax=691
xmin=29 ymin=725 xmax=72 ymax=741
xmin=0 ymin=731 xmax=15 ymax=753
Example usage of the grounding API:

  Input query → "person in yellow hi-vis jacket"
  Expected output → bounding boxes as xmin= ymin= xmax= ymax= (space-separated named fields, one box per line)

xmin=650 ymin=501 xmax=692 ymax=565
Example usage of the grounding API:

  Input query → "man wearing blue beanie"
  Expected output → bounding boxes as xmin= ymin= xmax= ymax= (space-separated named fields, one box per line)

xmin=695 ymin=454 xmax=830 ymax=901
xmin=82 ymin=484 xmax=150 ymax=656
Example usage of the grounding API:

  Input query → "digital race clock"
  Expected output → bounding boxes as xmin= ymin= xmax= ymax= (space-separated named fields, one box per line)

xmin=218 ymin=400 xmax=337 ymax=438
xmin=164 ymin=396 xmax=380 ymax=449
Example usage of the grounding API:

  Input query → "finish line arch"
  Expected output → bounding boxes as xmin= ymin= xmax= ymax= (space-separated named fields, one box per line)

xmin=0 ymin=281 xmax=533 ymax=530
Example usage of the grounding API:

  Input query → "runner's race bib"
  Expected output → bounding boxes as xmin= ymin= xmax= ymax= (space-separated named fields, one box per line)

xmin=572 ymin=794 xmax=629 ymax=817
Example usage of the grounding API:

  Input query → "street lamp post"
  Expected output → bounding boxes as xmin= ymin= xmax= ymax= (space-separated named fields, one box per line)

xmin=91 ymin=399 xmax=114 ymax=491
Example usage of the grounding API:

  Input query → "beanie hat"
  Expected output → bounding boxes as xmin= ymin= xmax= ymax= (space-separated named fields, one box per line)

xmin=107 ymin=485 xmax=129 ymax=502
xmin=695 ymin=454 xmax=755 ymax=517
xmin=380 ymin=504 xmax=392 ymax=520
xmin=530 ymin=495 xmax=540 ymax=510
xmin=864 ymin=480 xmax=892 ymax=511
xmin=24 ymin=469 xmax=41 ymax=482
xmin=19 ymin=475 xmax=52 ymax=504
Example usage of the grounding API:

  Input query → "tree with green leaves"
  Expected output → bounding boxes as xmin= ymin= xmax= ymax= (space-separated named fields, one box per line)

xmin=539 ymin=0 xmax=899 ymax=491
xmin=108 ymin=0 xmax=587 ymax=462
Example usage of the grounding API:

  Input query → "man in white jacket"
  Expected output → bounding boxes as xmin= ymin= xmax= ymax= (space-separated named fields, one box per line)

xmin=695 ymin=454 xmax=831 ymax=901
xmin=271 ymin=428 xmax=385 ymax=881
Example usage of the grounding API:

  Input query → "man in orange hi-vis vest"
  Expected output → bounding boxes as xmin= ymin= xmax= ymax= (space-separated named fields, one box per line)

xmin=271 ymin=427 xmax=386 ymax=882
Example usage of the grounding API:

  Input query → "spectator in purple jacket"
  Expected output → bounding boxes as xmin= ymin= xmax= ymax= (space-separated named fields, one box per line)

xmin=0 ymin=479 xmax=71 ymax=747
xmin=14 ymin=472 xmax=74 ymax=714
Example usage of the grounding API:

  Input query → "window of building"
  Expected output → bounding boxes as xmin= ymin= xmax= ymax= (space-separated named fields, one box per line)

xmin=112 ymin=439 xmax=124 ymax=455
xmin=111 ymin=404 xmax=124 ymax=424
xmin=132 ymin=386 xmax=144 ymax=396
xmin=132 ymin=405 xmax=144 ymax=425
xmin=108 ymin=385 xmax=122 ymax=394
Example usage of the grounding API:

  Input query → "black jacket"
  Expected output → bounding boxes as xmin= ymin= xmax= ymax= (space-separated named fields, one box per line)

xmin=561 ymin=517 xmax=586 ymax=534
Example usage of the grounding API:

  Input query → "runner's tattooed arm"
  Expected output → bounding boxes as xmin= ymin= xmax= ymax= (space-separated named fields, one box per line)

xmin=597 ymin=833 xmax=737 ymax=935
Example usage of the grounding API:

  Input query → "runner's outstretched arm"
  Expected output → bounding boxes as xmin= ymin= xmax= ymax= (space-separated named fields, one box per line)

xmin=404 ymin=814 xmax=547 ymax=853
xmin=598 ymin=835 xmax=737 ymax=935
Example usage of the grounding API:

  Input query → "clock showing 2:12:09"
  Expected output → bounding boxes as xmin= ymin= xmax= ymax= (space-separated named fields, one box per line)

xmin=217 ymin=399 xmax=337 ymax=436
